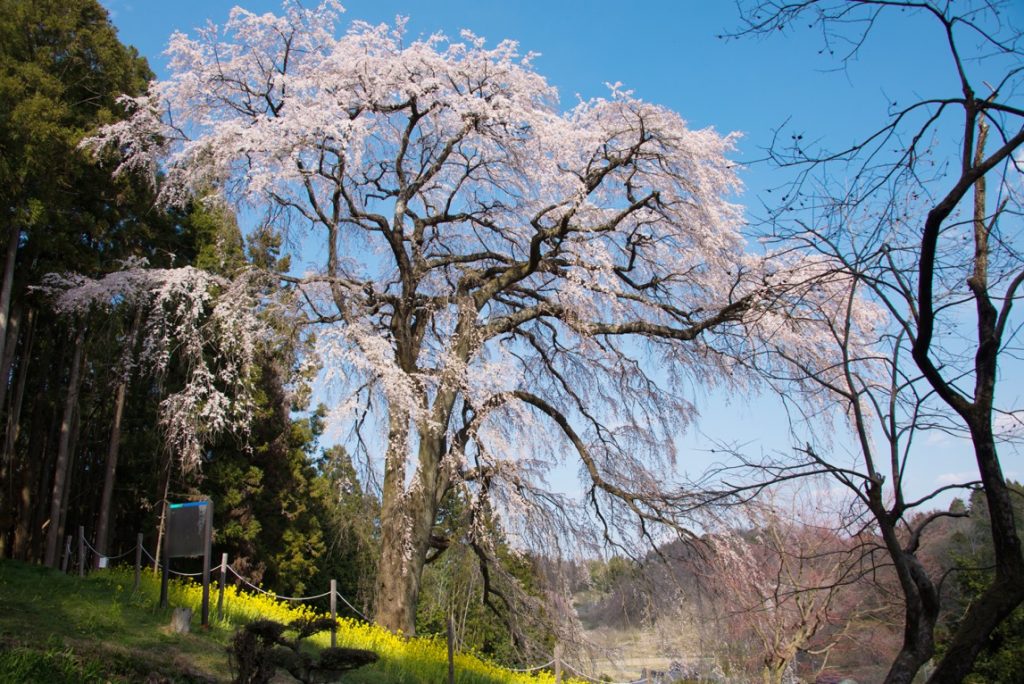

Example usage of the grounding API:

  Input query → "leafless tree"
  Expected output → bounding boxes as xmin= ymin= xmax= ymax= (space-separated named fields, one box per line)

xmin=700 ymin=492 xmax=878 ymax=684
xmin=713 ymin=2 xmax=1024 ymax=682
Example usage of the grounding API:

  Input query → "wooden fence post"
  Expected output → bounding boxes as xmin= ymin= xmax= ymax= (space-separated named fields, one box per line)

xmin=330 ymin=579 xmax=337 ymax=648
xmin=61 ymin=534 xmax=72 ymax=573
xmin=77 ymin=525 xmax=85 ymax=577
xmin=447 ymin=614 xmax=455 ymax=684
xmin=133 ymin=533 xmax=142 ymax=591
xmin=218 ymin=553 xmax=228 ymax=621
xmin=159 ymin=524 xmax=169 ymax=608
xmin=554 ymin=642 xmax=562 ymax=683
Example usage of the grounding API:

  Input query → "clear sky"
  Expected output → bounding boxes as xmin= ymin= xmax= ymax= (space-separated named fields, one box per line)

xmin=98 ymin=0 xmax=1023 ymax=508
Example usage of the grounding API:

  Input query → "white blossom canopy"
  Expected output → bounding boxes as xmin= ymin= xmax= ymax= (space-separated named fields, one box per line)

xmin=81 ymin=1 xmax=862 ymax=559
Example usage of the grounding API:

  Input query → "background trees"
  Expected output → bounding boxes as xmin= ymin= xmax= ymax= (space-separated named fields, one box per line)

xmin=942 ymin=484 xmax=1024 ymax=683
xmin=0 ymin=0 xmax=175 ymax=564
xmin=702 ymin=499 xmax=866 ymax=684
xmin=0 ymin=1 xmax=378 ymax=628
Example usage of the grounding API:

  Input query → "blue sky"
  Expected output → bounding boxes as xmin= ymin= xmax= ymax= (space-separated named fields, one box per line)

xmin=101 ymin=0 xmax=971 ymax=170
xmin=98 ymin=0 xmax=1023 ymax=508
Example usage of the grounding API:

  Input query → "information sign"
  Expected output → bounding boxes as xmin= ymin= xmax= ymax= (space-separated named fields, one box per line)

xmin=167 ymin=501 xmax=210 ymax=558
xmin=160 ymin=498 xmax=214 ymax=627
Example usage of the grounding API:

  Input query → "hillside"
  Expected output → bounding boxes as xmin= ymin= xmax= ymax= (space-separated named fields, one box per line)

xmin=0 ymin=560 xmax=564 ymax=684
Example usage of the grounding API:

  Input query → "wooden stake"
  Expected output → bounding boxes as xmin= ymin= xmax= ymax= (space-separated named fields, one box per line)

xmin=447 ymin=614 xmax=455 ymax=684
xmin=133 ymin=533 xmax=142 ymax=591
xmin=330 ymin=579 xmax=337 ymax=648
xmin=77 ymin=525 xmax=85 ymax=577
xmin=217 ymin=553 xmax=227 ymax=621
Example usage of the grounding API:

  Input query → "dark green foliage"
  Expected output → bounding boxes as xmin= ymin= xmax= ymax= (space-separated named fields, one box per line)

xmin=188 ymin=199 xmax=247 ymax=276
xmin=203 ymin=354 xmax=330 ymax=596
xmin=941 ymin=483 xmax=1024 ymax=683
xmin=415 ymin=490 xmax=554 ymax=667
xmin=0 ymin=0 xmax=193 ymax=275
xmin=228 ymin=617 xmax=377 ymax=684
xmin=0 ymin=0 xmax=198 ymax=565
xmin=308 ymin=443 xmax=379 ymax=617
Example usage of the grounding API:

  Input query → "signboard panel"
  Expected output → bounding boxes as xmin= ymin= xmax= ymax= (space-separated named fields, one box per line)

xmin=167 ymin=501 xmax=209 ymax=558
xmin=161 ymin=498 xmax=215 ymax=626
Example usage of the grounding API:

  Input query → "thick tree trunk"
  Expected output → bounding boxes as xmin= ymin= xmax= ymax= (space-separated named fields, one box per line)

xmin=55 ymin=400 xmax=81 ymax=553
xmin=372 ymin=309 xmax=471 ymax=634
xmin=375 ymin=482 xmax=434 ymax=634
xmin=28 ymin=402 xmax=59 ymax=561
xmin=95 ymin=310 xmax=137 ymax=567
xmin=0 ymin=302 xmax=22 ymax=421
xmin=374 ymin=414 xmax=448 ymax=635
xmin=0 ymin=224 xmax=20 ymax=544
xmin=0 ymin=304 xmax=22 ymax=556
xmin=43 ymin=324 xmax=86 ymax=567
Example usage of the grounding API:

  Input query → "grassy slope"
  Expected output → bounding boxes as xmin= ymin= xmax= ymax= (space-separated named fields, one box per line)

xmin=0 ymin=560 xmax=232 ymax=682
xmin=0 ymin=560 xmax=564 ymax=684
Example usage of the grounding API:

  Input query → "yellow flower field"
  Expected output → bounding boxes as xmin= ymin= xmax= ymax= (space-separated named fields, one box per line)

xmin=120 ymin=568 xmax=576 ymax=684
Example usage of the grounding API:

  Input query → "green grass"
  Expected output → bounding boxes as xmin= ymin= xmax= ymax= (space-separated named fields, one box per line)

xmin=0 ymin=560 xmax=569 ymax=683
xmin=0 ymin=560 xmax=229 ymax=682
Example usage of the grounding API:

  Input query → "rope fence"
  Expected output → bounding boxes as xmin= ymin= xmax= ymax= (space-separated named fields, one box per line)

xmin=82 ymin=537 xmax=136 ymax=562
xmin=506 ymin=659 xmax=555 ymax=672
xmin=140 ymin=545 xmax=158 ymax=565
xmin=224 ymin=564 xmax=332 ymax=602
xmin=68 ymin=527 xmax=371 ymax=622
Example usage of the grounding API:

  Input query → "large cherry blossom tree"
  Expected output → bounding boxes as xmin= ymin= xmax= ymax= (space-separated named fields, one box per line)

xmin=82 ymin=1 xmax=850 ymax=634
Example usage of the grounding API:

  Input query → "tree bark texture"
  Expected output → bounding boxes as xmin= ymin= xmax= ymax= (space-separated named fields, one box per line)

xmin=374 ymin=413 xmax=449 ymax=635
xmin=0 ymin=224 xmax=19 ymax=394
xmin=43 ymin=324 xmax=86 ymax=567
xmin=94 ymin=309 xmax=139 ymax=566
xmin=7 ymin=308 xmax=36 ymax=558
xmin=94 ymin=377 xmax=127 ymax=566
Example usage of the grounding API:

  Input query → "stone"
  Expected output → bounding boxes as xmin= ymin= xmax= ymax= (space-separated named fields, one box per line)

xmin=170 ymin=606 xmax=192 ymax=634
